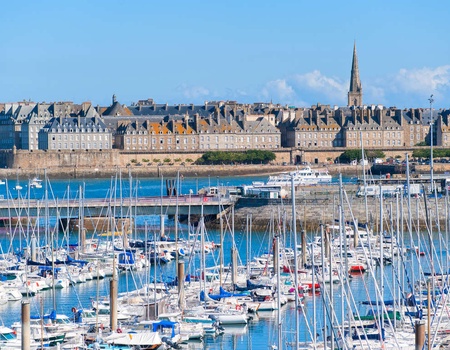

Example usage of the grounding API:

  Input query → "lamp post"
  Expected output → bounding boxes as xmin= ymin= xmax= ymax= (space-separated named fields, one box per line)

xmin=429 ymin=94 xmax=434 ymax=193
xmin=195 ymin=173 xmax=198 ymax=194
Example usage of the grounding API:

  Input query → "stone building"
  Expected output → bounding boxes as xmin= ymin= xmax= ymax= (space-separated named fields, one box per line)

xmin=115 ymin=110 xmax=280 ymax=152
xmin=0 ymin=101 xmax=38 ymax=150
xmin=436 ymin=110 xmax=450 ymax=147
xmin=38 ymin=105 xmax=111 ymax=151
xmin=281 ymin=104 xmax=344 ymax=149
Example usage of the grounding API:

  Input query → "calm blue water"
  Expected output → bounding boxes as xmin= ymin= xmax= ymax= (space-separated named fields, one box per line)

xmin=0 ymin=175 xmax=439 ymax=349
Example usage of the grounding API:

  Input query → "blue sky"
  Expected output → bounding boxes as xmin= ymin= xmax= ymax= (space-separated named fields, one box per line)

xmin=1 ymin=1 xmax=449 ymax=108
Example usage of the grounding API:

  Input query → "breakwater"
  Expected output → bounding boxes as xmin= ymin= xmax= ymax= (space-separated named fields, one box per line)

xmin=214 ymin=185 xmax=448 ymax=232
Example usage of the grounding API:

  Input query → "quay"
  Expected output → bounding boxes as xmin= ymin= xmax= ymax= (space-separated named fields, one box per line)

xmin=227 ymin=184 xmax=449 ymax=232
xmin=0 ymin=194 xmax=235 ymax=223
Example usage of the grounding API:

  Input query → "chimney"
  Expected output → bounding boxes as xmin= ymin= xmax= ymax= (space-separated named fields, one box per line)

xmin=78 ymin=115 xmax=81 ymax=127
xmin=165 ymin=103 xmax=168 ymax=111
xmin=195 ymin=113 xmax=200 ymax=131
xmin=135 ymin=119 xmax=139 ymax=129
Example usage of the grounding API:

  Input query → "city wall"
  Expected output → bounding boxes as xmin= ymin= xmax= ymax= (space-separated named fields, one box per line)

xmin=0 ymin=148 xmax=442 ymax=180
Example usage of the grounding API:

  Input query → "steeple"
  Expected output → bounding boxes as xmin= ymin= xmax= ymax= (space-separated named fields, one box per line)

xmin=348 ymin=42 xmax=363 ymax=107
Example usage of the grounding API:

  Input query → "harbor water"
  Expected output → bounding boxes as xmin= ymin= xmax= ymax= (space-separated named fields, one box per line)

xmin=0 ymin=175 xmax=443 ymax=349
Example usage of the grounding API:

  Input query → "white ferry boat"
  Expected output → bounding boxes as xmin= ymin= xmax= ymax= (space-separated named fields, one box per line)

xmin=266 ymin=166 xmax=332 ymax=186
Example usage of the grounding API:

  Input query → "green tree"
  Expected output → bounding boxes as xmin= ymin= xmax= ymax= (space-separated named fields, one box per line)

xmin=195 ymin=150 xmax=276 ymax=165
xmin=338 ymin=149 xmax=363 ymax=163
xmin=339 ymin=149 xmax=385 ymax=163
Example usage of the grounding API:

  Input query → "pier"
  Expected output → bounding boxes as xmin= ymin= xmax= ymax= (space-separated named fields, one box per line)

xmin=0 ymin=194 xmax=236 ymax=222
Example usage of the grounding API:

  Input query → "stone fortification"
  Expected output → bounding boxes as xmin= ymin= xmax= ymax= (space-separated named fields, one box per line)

xmin=225 ymin=188 xmax=448 ymax=233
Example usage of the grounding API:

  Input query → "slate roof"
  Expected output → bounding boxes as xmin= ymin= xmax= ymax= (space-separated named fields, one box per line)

xmin=41 ymin=116 xmax=108 ymax=133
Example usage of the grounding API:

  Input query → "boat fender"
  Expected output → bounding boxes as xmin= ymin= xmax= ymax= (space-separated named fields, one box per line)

xmin=333 ymin=271 xmax=338 ymax=276
xmin=117 ymin=328 xmax=122 ymax=333
xmin=264 ymin=296 xmax=270 ymax=301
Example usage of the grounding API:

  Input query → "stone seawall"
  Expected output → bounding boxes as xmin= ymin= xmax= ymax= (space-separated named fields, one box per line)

xmin=212 ymin=187 xmax=447 ymax=233
xmin=0 ymin=157 xmax=364 ymax=180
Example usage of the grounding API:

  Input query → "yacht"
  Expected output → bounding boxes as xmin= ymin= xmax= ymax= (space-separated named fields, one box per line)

xmin=266 ymin=166 xmax=332 ymax=186
xmin=29 ymin=177 xmax=43 ymax=189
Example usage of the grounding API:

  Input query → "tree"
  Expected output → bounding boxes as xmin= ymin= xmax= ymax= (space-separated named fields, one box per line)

xmin=365 ymin=150 xmax=385 ymax=161
xmin=339 ymin=149 xmax=385 ymax=163
xmin=195 ymin=150 xmax=276 ymax=165
xmin=338 ymin=149 xmax=363 ymax=163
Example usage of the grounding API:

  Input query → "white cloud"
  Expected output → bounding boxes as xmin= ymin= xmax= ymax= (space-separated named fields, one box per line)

xmin=291 ymin=70 xmax=347 ymax=103
xmin=261 ymin=79 xmax=295 ymax=101
xmin=392 ymin=65 xmax=450 ymax=95
xmin=176 ymin=83 xmax=210 ymax=100
xmin=259 ymin=70 xmax=348 ymax=106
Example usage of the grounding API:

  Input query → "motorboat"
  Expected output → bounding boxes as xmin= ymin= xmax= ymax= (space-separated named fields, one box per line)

xmin=266 ymin=166 xmax=332 ymax=186
xmin=29 ymin=177 xmax=43 ymax=189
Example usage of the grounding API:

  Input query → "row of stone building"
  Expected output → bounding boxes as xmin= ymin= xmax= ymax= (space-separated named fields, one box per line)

xmin=1 ymin=43 xmax=447 ymax=155
xmin=0 ymin=95 xmax=449 ymax=154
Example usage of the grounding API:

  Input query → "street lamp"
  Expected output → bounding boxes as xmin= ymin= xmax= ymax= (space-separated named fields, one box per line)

xmin=195 ymin=173 xmax=198 ymax=194
xmin=429 ymin=94 xmax=434 ymax=193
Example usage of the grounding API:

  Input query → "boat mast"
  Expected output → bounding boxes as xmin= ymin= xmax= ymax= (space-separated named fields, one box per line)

xmin=360 ymin=131 xmax=369 ymax=225
xmin=291 ymin=175 xmax=300 ymax=350
xmin=275 ymin=233 xmax=282 ymax=350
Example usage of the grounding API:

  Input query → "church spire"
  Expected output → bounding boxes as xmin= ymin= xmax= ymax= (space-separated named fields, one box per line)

xmin=348 ymin=42 xmax=363 ymax=107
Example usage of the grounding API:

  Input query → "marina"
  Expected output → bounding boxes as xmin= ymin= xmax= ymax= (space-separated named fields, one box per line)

xmin=0 ymin=172 xmax=449 ymax=349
